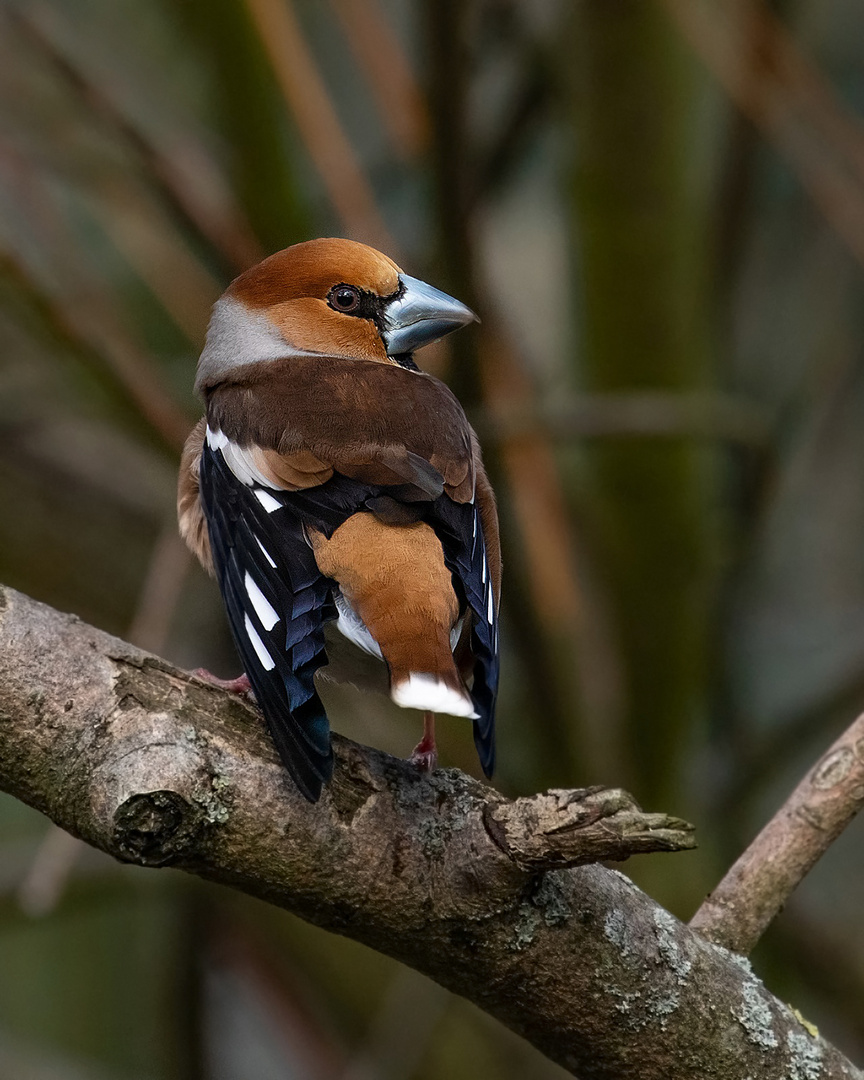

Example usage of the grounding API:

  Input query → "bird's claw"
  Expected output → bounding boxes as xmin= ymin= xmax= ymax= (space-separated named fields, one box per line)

xmin=409 ymin=736 xmax=438 ymax=773
xmin=191 ymin=669 xmax=253 ymax=696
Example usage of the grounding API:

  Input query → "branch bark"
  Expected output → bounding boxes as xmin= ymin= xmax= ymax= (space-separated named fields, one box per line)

xmin=0 ymin=585 xmax=860 ymax=1080
xmin=691 ymin=712 xmax=864 ymax=954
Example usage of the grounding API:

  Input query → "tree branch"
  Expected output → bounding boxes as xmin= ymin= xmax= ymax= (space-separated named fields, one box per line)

xmin=0 ymin=585 xmax=860 ymax=1080
xmin=691 ymin=712 xmax=864 ymax=954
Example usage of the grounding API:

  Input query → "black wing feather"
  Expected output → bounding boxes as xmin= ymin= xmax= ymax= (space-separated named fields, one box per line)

xmin=199 ymin=444 xmax=334 ymax=801
xmin=199 ymin=439 xmax=500 ymax=797
xmin=431 ymin=499 xmax=499 ymax=776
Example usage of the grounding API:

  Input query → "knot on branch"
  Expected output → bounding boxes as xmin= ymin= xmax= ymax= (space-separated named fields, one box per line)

xmin=112 ymin=789 xmax=204 ymax=867
xmin=484 ymin=786 xmax=696 ymax=872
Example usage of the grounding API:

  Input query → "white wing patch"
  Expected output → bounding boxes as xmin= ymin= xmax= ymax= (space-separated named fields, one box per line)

xmin=206 ymin=425 xmax=279 ymax=489
xmin=254 ymin=489 xmax=282 ymax=513
xmin=255 ymin=537 xmax=277 ymax=568
xmin=244 ymin=572 xmax=280 ymax=631
xmin=243 ymin=614 xmax=275 ymax=670
xmin=206 ymin=427 xmax=229 ymax=451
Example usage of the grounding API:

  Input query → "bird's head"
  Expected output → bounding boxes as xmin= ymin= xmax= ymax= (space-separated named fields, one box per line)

xmin=195 ymin=238 xmax=477 ymax=393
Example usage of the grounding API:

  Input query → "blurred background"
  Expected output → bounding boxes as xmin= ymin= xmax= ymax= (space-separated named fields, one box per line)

xmin=1 ymin=0 xmax=864 ymax=1075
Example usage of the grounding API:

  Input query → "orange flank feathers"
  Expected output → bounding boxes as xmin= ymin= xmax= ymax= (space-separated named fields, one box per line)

xmin=309 ymin=513 xmax=464 ymax=695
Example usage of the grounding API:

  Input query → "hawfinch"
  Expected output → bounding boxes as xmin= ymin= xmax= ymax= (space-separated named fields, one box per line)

xmin=178 ymin=238 xmax=500 ymax=801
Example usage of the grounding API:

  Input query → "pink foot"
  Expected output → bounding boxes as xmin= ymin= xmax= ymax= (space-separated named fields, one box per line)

xmin=192 ymin=669 xmax=252 ymax=695
xmin=410 ymin=714 xmax=438 ymax=772
xmin=409 ymin=737 xmax=438 ymax=772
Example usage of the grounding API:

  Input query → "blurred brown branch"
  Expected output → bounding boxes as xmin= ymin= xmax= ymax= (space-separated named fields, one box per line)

xmin=0 ymin=584 xmax=859 ymax=1080
xmin=328 ymin=0 xmax=430 ymax=159
xmin=477 ymin=390 xmax=771 ymax=446
xmin=12 ymin=2 xmax=265 ymax=275
xmin=691 ymin=711 xmax=864 ymax=955
xmin=0 ymin=248 xmax=190 ymax=453
xmin=663 ymin=0 xmax=864 ymax=270
xmin=244 ymin=0 xmax=396 ymax=250
xmin=217 ymin=920 xmax=348 ymax=1077
xmin=337 ymin=965 xmax=447 ymax=1080
xmin=15 ymin=825 xmax=83 ymax=918
xmin=126 ymin=520 xmax=193 ymax=656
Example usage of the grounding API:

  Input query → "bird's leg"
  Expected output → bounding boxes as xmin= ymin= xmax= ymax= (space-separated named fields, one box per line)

xmin=191 ymin=669 xmax=253 ymax=695
xmin=409 ymin=711 xmax=438 ymax=772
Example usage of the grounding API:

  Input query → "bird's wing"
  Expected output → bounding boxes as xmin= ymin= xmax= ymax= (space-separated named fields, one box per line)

xmin=199 ymin=440 xmax=337 ymax=801
xmin=428 ymin=463 xmax=500 ymax=776
xmin=207 ymin=355 xmax=475 ymax=503
xmin=197 ymin=358 xmax=500 ymax=792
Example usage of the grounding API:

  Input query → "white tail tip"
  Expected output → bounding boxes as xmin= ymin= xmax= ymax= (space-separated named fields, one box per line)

xmin=391 ymin=674 xmax=478 ymax=719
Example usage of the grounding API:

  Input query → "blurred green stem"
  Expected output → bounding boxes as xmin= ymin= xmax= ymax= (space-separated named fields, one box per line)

xmin=567 ymin=2 xmax=720 ymax=804
xmin=167 ymin=0 xmax=310 ymax=252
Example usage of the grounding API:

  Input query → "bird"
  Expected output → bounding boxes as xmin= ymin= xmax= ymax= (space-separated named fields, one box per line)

xmin=177 ymin=238 xmax=500 ymax=802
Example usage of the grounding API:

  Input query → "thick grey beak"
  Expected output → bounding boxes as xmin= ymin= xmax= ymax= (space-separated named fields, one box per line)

xmin=382 ymin=274 xmax=477 ymax=356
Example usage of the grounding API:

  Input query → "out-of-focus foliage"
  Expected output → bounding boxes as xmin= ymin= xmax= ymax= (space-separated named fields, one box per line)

xmin=1 ymin=0 xmax=864 ymax=1074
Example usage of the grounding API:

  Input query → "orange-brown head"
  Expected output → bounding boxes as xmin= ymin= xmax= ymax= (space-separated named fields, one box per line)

xmin=195 ymin=238 xmax=476 ymax=393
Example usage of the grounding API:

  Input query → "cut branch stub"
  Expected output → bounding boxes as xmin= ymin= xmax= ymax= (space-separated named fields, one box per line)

xmin=484 ymin=785 xmax=697 ymax=872
xmin=112 ymin=789 xmax=204 ymax=867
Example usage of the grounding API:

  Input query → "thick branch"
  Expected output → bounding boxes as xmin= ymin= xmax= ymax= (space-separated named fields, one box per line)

xmin=0 ymin=586 xmax=859 ymax=1080
xmin=691 ymin=713 xmax=864 ymax=954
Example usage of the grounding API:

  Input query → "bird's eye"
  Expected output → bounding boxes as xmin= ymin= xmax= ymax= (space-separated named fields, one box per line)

xmin=329 ymin=285 xmax=361 ymax=312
